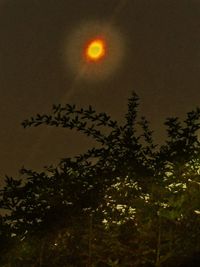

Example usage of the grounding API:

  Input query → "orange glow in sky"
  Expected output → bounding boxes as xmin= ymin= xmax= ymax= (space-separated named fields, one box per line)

xmin=85 ymin=38 xmax=106 ymax=62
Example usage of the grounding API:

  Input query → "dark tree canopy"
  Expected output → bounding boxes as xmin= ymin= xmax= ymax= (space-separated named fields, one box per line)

xmin=0 ymin=92 xmax=200 ymax=267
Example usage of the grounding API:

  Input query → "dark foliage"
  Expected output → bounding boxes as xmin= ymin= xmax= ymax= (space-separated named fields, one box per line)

xmin=0 ymin=92 xmax=200 ymax=266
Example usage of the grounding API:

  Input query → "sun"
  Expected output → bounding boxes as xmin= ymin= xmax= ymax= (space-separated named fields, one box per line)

xmin=65 ymin=21 xmax=124 ymax=81
xmin=85 ymin=38 xmax=106 ymax=62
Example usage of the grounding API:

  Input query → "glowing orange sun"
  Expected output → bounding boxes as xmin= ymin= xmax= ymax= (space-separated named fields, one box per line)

xmin=85 ymin=38 xmax=106 ymax=62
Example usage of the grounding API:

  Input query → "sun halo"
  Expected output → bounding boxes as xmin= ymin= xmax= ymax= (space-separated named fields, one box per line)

xmin=65 ymin=21 xmax=124 ymax=81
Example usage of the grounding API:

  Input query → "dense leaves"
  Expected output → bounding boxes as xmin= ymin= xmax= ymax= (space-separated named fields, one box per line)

xmin=0 ymin=92 xmax=200 ymax=266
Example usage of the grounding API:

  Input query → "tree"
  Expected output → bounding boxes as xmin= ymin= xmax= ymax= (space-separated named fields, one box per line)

xmin=0 ymin=92 xmax=200 ymax=266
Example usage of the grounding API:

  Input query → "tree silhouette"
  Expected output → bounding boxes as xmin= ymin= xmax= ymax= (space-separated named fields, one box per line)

xmin=0 ymin=92 xmax=200 ymax=267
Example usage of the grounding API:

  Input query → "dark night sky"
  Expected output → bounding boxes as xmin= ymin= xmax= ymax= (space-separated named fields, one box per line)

xmin=0 ymin=0 xmax=200 ymax=180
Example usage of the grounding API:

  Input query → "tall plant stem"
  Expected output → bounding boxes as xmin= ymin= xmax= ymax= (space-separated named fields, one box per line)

xmin=155 ymin=214 xmax=161 ymax=267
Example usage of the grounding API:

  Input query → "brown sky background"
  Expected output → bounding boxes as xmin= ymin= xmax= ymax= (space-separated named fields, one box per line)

xmin=0 ymin=0 xmax=200 ymax=181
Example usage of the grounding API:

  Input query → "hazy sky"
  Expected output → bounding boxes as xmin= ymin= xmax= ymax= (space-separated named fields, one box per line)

xmin=0 ymin=0 xmax=200 ymax=180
